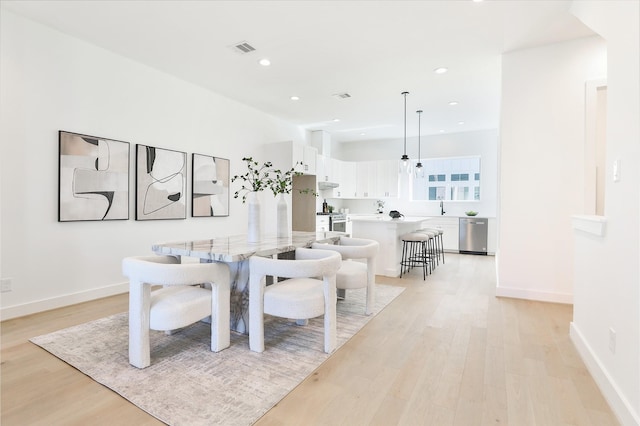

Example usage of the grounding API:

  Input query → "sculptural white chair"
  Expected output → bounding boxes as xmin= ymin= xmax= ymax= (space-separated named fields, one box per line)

xmin=311 ymin=237 xmax=379 ymax=315
xmin=122 ymin=255 xmax=230 ymax=368
xmin=249 ymin=248 xmax=342 ymax=354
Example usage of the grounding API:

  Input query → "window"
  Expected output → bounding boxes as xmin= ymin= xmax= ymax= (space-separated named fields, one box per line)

xmin=428 ymin=186 xmax=446 ymax=200
xmin=412 ymin=156 xmax=481 ymax=201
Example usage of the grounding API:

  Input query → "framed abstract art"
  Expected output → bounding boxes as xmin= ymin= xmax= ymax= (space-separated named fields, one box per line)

xmin=58 ymin=131 xmax=130 ymax=222
xmin=191 ymin=153 xmax=230 ymax=217
xmin=135 ymin=144 xmax=187 ymax=220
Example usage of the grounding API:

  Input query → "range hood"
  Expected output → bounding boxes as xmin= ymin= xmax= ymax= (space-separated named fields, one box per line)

xmin=318 ymin=181 xmax=339 ymax=190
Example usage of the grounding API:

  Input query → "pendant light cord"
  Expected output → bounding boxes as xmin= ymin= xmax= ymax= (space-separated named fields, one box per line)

xmin=417 ymin=109 xmax=422 ymax=162
xmin=401 ymin=91 xmax=409 ymax=158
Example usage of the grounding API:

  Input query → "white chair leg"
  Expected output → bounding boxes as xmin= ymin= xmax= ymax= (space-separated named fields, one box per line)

xmin=365 ymin=258 xmax=376 ymax=316
xmin=323 ymin=275 xmax=337 ymax=353
xmin=129 ymin=280 xmax=152 ymax=368
xmin=211 ymin=269 xmax=231 ymax=352
xmin=249 ymin=274 xmax=266 ymax=353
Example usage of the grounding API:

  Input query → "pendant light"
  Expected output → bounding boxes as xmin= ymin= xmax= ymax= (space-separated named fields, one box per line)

xmin=415 ymin=110 xmax=425 ymax=179
xmin=399 ymin=91 xmax=412 ymax=174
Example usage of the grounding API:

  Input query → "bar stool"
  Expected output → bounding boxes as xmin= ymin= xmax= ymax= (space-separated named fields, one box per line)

xmin=417 ymin=228 xmax=444 ymax=265
xmin=400 ymin=232 xmax=431 ymax=280
xmin=417 ymin=229 xmax=437 ymax=271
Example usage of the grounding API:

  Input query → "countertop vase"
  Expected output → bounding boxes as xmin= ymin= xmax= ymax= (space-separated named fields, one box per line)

xmin=276 ymin=193 xmax=289 ymax=238
xmin=247 ymin=192 xmax=261 ymax=243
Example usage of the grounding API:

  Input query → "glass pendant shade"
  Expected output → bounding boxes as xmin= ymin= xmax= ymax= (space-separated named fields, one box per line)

xmin=414 ymin=162 xmax=425 ymax=179
xmin=399 ymin=154 xmax=412 ymax=174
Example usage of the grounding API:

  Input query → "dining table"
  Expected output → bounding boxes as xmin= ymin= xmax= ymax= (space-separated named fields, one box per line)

xmin=152 ymin=231 xmax=343 ymax=334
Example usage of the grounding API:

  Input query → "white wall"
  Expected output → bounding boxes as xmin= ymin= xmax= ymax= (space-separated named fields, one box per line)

xmin=0 ymin=10 xmax=304 ymax=319
xmin=497 ymin=36 xmax=607 ymax=304
xmin=332 ymin=129 xmax=498 ymax=217
xmin=569 ymin=2 xmax=640 ymax=425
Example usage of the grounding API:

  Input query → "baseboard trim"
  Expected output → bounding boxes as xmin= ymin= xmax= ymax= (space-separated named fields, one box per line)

xmin=570 ymin=322 xmax=640 ymax=426
xmin=495 ymin=285 xmax=573 ymax=304
xmin=0 ymin=282 xmax=129 ymax=321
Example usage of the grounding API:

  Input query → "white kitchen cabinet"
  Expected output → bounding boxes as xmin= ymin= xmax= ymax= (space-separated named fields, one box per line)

xmin=316 ymin=154 xmax=335 ymax=183
xmin=339 ymin=161 xmax=357 ymax=198
xmin=266 ymin=141 xmax=317 ymax=175
xmin=316 ymin=215 xmax=330 ymax=232
xmin=356 ymin=161 xmax=376 ymax=198
xmin=424 ymin=217 xmax=460 ymax=252
xmin=375 ymin=160 xmax=399 ymax=198
xmin=317 ymin=156 xmax=345 ymax=198
xmin=302 ymin=146 xmax=317 ymax=175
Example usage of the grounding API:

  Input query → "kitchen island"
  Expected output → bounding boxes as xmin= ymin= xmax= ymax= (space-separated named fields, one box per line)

xmin=350 ymin=215 xmax=430 ymax=277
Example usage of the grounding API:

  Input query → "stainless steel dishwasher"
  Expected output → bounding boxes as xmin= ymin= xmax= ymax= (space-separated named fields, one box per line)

xmin=459 ymin=217 xmax=488 ymax=255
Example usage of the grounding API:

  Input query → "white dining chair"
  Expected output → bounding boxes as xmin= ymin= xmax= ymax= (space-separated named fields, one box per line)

xmin=249 ymin=248 xmax=342 ymax=354
xmin=312 ymin=236 xmax=379 ymax=315
xmin=122 ymin=255 xmax=230 ymax=368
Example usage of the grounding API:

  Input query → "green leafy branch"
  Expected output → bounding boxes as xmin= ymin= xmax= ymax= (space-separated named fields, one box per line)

xmin=231 ymin=157 xmax=273 ymax=203
xmin=232 ymin=158 xmax=317 ymax=203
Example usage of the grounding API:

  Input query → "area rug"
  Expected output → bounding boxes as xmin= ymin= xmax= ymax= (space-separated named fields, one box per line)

xmin=30 ymin=284 xmax=404 ymax=426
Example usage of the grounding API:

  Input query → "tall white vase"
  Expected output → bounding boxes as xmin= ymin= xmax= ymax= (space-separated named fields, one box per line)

xmin=276 ymin=193 xmax=289 ymax=238
xmin=247 ymin=192 xmax=260 ymax=243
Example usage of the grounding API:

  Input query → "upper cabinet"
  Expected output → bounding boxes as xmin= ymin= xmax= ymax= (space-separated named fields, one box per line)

xmin=339 ymin=161 xmax=357 ymax=198
xmin=354 ymin=160 xmax=398 ymax=199
xmin=301 ymin=145 xmax=317 ymax=175
xmin=375 ymin=160 xmax=399 ymax=198
xmin=316 ymin=154 xmax=333 ymax=183
xmin=266 ymin=141 xmax=317 ymax=175
xmin=316 ymin=155 xmax=398 ymax=200
xmin=355 ymin=161 xmax=374 ymax=198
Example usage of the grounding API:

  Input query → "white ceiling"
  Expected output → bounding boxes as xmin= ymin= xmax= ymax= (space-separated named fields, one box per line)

xmin=2 ymin=0 xmax=596 ymax=142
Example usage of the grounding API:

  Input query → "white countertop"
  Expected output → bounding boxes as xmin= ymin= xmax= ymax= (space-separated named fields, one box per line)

xmin=349 ymin=214 xmax=494 ymax=220
xmin=350 ymin=215 xmax=430 ymax=223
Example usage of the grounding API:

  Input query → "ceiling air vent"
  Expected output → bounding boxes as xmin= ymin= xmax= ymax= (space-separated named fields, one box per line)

xmin=231 ymin=41 xmax=256 ymax=54
xmin=333 ymin=93 xmax=352 ymax=99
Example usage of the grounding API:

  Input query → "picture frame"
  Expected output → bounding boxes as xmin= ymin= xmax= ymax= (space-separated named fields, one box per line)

xmin=58 ymin=130 xmax=130 ymax=222
xmin=135 ymin=144 xmax=187 ymax=220
xmin=191 ymin=153 xmax=230 ymax=217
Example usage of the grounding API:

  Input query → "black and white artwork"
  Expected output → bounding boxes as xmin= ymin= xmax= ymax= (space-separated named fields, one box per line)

xmin=136 ymin=144 xmax=187 ymax=220
xmin=58 ymin=131 xmax=130 ymax=222
xmin=191 ymin=153 xmax=230 ymax=217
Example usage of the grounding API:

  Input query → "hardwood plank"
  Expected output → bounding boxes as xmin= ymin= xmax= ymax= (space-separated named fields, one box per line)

xmin=1 ymin=254 xmax=619 ymax=425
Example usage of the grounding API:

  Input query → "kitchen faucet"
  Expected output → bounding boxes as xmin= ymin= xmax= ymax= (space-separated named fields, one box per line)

xmin=440 ymin=200 xmax=446 ymax=216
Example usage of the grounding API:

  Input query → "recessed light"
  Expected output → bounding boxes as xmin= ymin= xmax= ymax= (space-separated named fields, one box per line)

xmin=439 ymin=129 xmax=445 ymax=133
xmin=360 ymin=133 xmax=366 ymax=136
xmin=458 ymin=121 xmax=465 ymax=125
xmin=448 ymin=101 xmax=459 ymax=106
xmin=290 ymin=96 xmax=300 ymax=101
xmin=258 ymin=58 xmax=271 ymax=66
xmin=333 ymin=118 xmax=340 ymax=122
xmin=434 ymin=67 xmax=448 ymax=74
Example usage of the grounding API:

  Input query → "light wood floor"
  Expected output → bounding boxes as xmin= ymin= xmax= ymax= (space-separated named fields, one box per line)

xmin=1 ymin=254 xmax=618 ymax=425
